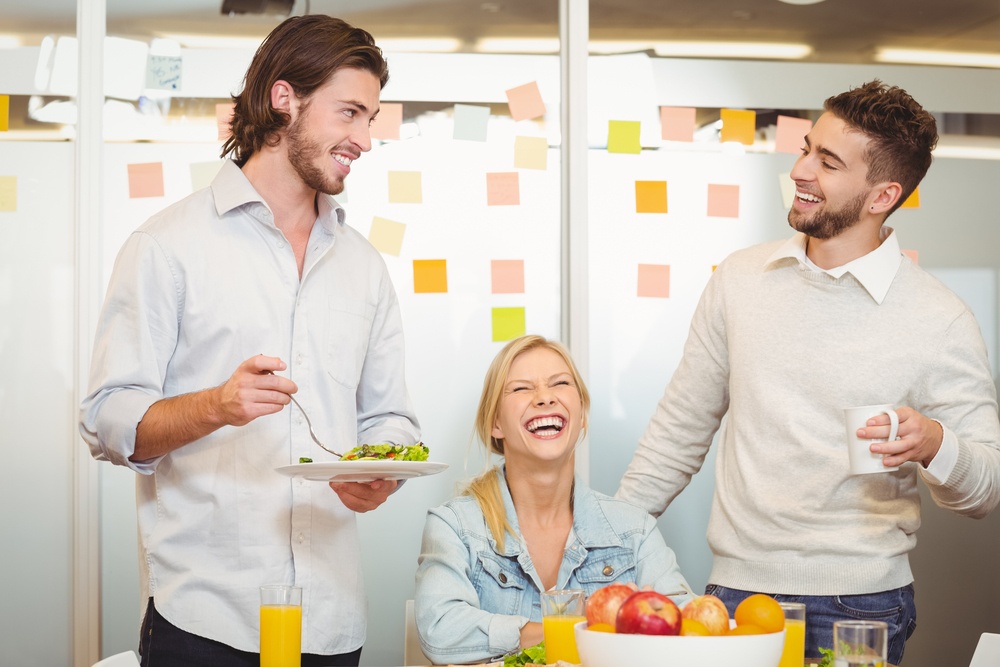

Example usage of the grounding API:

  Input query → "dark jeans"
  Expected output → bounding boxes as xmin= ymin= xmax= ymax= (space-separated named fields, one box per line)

xmin=705 ymin=584 xmax=917 ymax=666
xmin=139 ymin=598 xmax=363 ymax=667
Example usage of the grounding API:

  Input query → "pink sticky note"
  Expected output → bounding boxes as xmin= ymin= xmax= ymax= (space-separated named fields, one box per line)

xmin=902 ymin=249 xmax=919 ymax=264
xmin=775 ymin=115 xmax=812 ymax=154
xmin=505 ymin=81 xmax=546 ymax=121
xmin=491 ymin=259 xmax=525 ymax=294
xmin=707 ymin=184 xmax=740 ymax=218
xmin=128 ymin=162 xmax=165 ymax=199
xmin=371 ymin=102 xmax=403 ymax=141
xmin=486 ymin=172 xmax=520 ymax=206
xmin=216 ymin=103 xmax=235 ymax=141
xmin=660 ymin=107 xmax=696 ymax=142
xmin=637 ymin=264 xmax=670 ymax=298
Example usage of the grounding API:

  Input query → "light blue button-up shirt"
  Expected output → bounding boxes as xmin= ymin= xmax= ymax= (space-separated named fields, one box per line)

xmin=80 ymin=160 xmax=420 ymax=654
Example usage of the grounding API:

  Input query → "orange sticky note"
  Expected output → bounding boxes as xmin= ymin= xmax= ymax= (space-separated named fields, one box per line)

xmin=707 ymin=184 xmax=740 ymax=218
xmin=514 ymin=136 xmax=548 ymax=170
xmin=0 ymin=176 xmax=16 ymax=211
xmin=216 ymin=103 xmax=234 ymax=141
xmin=660 ymin=106 xmax=695 ymax=142
xmin=127 ymin=162 xmax=165 ymax=199
xmin=775 ymin=115 xmax=812 ymax=154
xmin=608 ymin=120 xmax=641 ymax=154
xmin=635 ymin=181 xmax=668 ymax=214
xmin=637 ymin=264 xmax=670 ymax=298
xmin=413 ymin=259 xmax=447 ymax=293
xmin=492 ymin=307 xmax=526 ymax=342
xmin=486 ymin=172 xmax=520 ymax=206
xmin=720 ymin=109 xmax=756 ymax=146
xmin=0 ymin=95 xmax=9 ymax=132
xmin=491 ymin=259 xmax=525 ymax=294
xmin=900 ymin=187 xmax=920 ymax=208
xmin=369 ymin=216 xmax=406 ymax=256
xmin=388 ymin=171 xmax=422 ymax=204
xmin=505 ymin=81 xmax=546 ymax=121
xmin=902 ymin=249 xmax=919 ymax=264
xmin=371 ymin=102 xmax=403 ymax=141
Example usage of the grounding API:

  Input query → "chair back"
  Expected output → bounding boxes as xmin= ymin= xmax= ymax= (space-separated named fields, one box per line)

xmin=92 ymin=650 xmax=140 ymax=667
xmin=404 ymin=598 xmax=432 ymax=666
xmin=970 ymin=632 xmax=1000 ymax=667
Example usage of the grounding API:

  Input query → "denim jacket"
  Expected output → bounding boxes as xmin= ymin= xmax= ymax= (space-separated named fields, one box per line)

xmin=414 ymin=467 xmax=693 ymax=664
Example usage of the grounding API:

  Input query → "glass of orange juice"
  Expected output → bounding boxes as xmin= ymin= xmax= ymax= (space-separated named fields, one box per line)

xmin=541 ymin=589 xmax=586 ymax=664
xmin=260 ymin=585 xmax=302 ymax=667
xmin=778 ymin=602 xmax=806 ymax=667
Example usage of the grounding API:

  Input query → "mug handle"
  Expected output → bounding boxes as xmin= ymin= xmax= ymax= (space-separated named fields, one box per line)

xmin=884 ymin=409 xmax=899 ymax=442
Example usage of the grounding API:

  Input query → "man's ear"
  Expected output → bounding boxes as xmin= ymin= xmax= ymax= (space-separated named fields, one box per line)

xmin=270 ymin=80 xmax=295 ymax=115
xmin=870 ymin=182 xmax=903 ymax=215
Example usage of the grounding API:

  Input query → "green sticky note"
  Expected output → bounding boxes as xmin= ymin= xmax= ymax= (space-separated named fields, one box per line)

xmin=492 ymin=307 xmax=526 ymax=342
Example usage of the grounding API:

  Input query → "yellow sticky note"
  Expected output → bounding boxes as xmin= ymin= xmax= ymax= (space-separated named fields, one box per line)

xmin=0 ymin=176 xmax=16 ymax=211
xmin=369 ymin=217 xmax=406 ymax=256
xmin=514 ymin=136 xmax=548 ymax=170
xmin=707 ymin=184 xmax=740 ymax=218
xmin=413 ymin=259 xmax=447 ymax=293
xmin=371 ymin=102 xmax=403 ymax=141
xmin=189 ymin=160 xmax=224 ymax=191
xmin=216 ymin=102 xmax=234 ymax=141
xmin=778 ymin=172 xmax=795 ymax=209
xmin=128 ymin=162 xmax=165 ymax=199
xmin=492 ymin=307 xmax=526 ymax=342
xmin=720 ymin=109 xmax=756 ymax=146
xmin=660 ymin=106 xmax=695 ymax=142
xmin=491 ymin=259 xmax=525 ymax=294
xmin=900 ymin=187 xmax=920 ymax=208
xmin=0 ymin=95 xmax=9 ymax=132
xmin=775 ymin=115 xmax=812 ymax=154
xmin=505 ymin=81 xmax=546 ymax=121
xmin=486 ymin=172 xmax=520 ymax=206
xmin=388 ymin=171 xmax=422 ymax=204
xmin=635 ymin=181 xmax=667 ymax=214
xmin=608 ymin=120 xmax=641 ymax=154
xmin=637 ymin=264 xmax=670 ymax=298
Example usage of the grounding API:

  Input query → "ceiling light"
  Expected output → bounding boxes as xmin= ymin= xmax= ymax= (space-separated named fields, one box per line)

xmin=589 ymin=40 xmax=811 ymax=59
xmin=158 ymin=34 xmax=264 ymax=50
xmin=875 ymin=48 xmax=1000 ymax=69
xmin=376 ymin=37 xmax=464 ymax=53
xmin=475 ymin=37 xmax=561 ymax=54
xmin=777 ymin=0 xmax=826 ymax=5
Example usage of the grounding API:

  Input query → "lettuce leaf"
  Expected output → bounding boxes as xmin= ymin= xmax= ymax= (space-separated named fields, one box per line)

xmin=503 ymin=641 xmax=545 ymax=667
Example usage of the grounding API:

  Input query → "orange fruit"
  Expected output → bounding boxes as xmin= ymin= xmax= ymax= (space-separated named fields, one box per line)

xmin=588 ymin=623 xmax=616 ymax=633
xmin=734 ymin=594 xmax=785 ymax=634
xmin=680 ymin=618 xmax=710 ymax=636
xmin=727 ymin=623 xmax=765 ymax=635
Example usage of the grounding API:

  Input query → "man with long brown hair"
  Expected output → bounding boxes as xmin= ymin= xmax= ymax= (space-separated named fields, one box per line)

xmin=81 ymin=15 xmax=419 ymax=666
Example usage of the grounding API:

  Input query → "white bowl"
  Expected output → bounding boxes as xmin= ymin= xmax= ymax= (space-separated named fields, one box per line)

xmin=574 ymin=621 xmax=785 ymax=667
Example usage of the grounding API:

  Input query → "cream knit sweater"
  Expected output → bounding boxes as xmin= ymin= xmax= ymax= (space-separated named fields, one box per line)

xmin=618 ymin=237 xmax=1000 ymax=595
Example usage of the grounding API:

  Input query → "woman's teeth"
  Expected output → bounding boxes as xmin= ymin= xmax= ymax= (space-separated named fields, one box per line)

xmin=526 ymin=416 xmax=566 ymax=434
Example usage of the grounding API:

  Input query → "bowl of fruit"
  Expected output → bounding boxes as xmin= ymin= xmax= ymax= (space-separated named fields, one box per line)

xmin=574 ymin=586 xmax=787 ymax=667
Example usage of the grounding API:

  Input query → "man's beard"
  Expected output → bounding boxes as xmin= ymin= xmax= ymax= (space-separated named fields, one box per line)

xmin=787 ymin=190 xmax=868 ymax=239
xmin=286 ymin=113 xmax=346 ymax=196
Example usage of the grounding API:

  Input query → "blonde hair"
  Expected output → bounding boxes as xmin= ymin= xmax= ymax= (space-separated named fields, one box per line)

xmin=463 ymin=335 xmax=590 ymax=550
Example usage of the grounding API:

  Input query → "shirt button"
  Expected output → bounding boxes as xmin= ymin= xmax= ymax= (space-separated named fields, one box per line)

xmin=277 ymin=241 xmax=285 ymax=249
xmin=603 ymin=565 xmax=614 ymax=576
xmin=297 ymin=533 xmax=305 ymax=544
xmin=499 ymin=573 xmax=508 ymax=584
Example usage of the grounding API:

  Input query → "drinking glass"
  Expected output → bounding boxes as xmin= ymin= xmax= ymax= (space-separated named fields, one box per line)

xmin=833 ymin=620 xmax=888 ymax=667
xmin=777 ymin=602 xmax=806 ymax=667
xmin=260 ymin=584 xmax=302 ymax=667
xmin=541 ymin=589 xmax=586 ymax=664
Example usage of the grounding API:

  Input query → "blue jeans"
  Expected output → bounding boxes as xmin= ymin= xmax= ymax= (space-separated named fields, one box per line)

xmin=139 ymin=598 xmax=363 ymax=667
xmin=705 ymin=584 xmax=917 ymax=666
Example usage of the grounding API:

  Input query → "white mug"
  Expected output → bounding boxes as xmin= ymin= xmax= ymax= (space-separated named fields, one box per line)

xmin=843 ymin=404 xmax=900 ymax=474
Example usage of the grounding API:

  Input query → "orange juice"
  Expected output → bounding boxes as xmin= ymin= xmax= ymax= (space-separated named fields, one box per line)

xmin=778 ymin=618 xmax=806 ymax=667
xmin=260 ymin=604 xmax=302 ymax=667
xmin=542 ymin=614 xmax=585 ymax=664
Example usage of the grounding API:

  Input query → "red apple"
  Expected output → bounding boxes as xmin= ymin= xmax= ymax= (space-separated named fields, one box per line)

xmin=615 ymin=591 xmax=681 ymax=635
xmin=585 ymin=584 xmax=635 ymax=627
xmin=680 ymin=594 xmax=730 ymax=636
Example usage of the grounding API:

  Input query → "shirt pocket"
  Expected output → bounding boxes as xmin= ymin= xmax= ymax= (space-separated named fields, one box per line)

xmin=574 ymin=547 xmax=637 ymax=587
xmin=473 ymin=552 xmax=527 ymax=616
xmin=325 ymin=294 xmax=375 ymax=389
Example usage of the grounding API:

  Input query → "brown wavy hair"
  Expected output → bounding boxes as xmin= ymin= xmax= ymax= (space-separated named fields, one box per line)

xmin=824 ymin=80 xmax=938 ymax=214
xmin=220 ymin=15 xmax=389 ymax=166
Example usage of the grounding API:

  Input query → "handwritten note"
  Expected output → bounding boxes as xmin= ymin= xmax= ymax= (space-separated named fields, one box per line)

xmin=514 ymin=136 xmax=548 ymax=170
xmin=660 ymin=106 xmax=695 ymax=142
xmin=413 ymin=259 xmax=448 ymax=293
xmin=453 ymin=104 xmax=490 ymax=141
xmin=720 ymin=109 xmax=756 ymax=145
xmin=388 ymin=171 xmax=422 ymax=204
xmin=635 ymin=181 xmax=668 ymax=214
xmin=0 ymin=176 xmax=16 ymax=212
xmin=900 ymin=187 xmax=920 ymax=208
xmin=370 ymin=102 xmax=403 ymax=141
xmin=0 ymin=95 xmax=9 ymax=132
xmin=505 ymin=81 xmax=545 ymax=121
xmin=775 ymin=115 xmax=812 ymax=154
xmin=486 ymin=172 xmax=520 ymax=206
xmin=491 ymin=259 xmax=525 ymax=294
xmin=492 ymin=307 xmax=526 ymax=342
xmin=707 ymin=184 xmax=740 ymax=218
xmin=127 ymin=162 xmax=165 ymax=199
xmin=608 ymin=120 xmax=641 ymax=154
xmin=145 ymin=55 xmax=182 ymax=91
xmin=369 ymin=216 xmax=406 ymax=256
xmin=637 ymin=264 xmax=670 ymax=298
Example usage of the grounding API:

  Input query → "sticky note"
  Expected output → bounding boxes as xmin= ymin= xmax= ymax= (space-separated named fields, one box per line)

xmin=637 ymin=264 xmax=670 ymax=298
xmin=388 ymin=171 xmax=422 ymax=204
xmin=707 ymin=184 xmax=740 ymax=218
xmin=127 ymin=162 xmax=165 ymax=199
xmin=491 ymin=259 xmax=525 ymax=294
xmin=778 ymin=172 xmax=795 ymax=209
xmin=720 ymin=109 xmax=756 ymax=146
xmin=0 ymin=176 xmax=16 ymax=211
xmin=902 ymin=249 xmax=919 ymax=264
xmin=900 ymin=187 xmax=920 ymax=208
xmin=145 ymin=54 xmax=182 ymax=91
xmin=635 ymin=181 xmax=668 ymax=214
xmin=775 ymin=115 xmax=812 ymax=154
xmin=514 ymin=136 xmax=548 ymax=170
xmin=216 ymin=102 xmax=235 ymax=141
xmin=492 ymin=307 xmax=526 ymax=342
xmin=369 ymin=217 xmax=406 ymax=256
xmin=608 ymin=120 xmax=641 ymax=154
xmin=413 ymin=259 xmax=448 ymax=293
xmin=486 ymin=172 xmax=520 ymax=206
xmin=505 ymin=81 xmax=546 ymax=121
xmin=453 ymin=104 xmax=490 ymax=141
xmin=189 ymin=160 xmax=224 ymax=191
xmin=660 ymin=106 xmax=695 ymax=142
xmin=371 ymin=102 xmax=403 ymax=141
xmin=0 ymin=95 xmax=9 ymax=132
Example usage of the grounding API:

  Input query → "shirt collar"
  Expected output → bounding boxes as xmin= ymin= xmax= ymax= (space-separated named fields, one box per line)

xmin=765 ymin=227 xmax=902 ymax=304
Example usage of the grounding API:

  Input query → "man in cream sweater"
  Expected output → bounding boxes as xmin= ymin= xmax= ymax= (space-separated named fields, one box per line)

xmin=617 ymin=80 xmax=1000 ymax=665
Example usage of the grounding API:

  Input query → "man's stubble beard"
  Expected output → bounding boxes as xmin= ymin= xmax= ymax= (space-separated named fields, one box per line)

xmin=285 ymin=111 xmax=346 ymax=196
xmin=787 ymin=190 xmax=868 ymax=240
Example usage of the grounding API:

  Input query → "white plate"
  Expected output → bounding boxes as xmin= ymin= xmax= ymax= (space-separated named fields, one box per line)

xmin=275 ymin=460 xmax=449 ymax=482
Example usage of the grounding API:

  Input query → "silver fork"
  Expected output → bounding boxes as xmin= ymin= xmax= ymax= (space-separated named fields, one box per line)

xmin=288 ymin=393 xmax=344 ymax=459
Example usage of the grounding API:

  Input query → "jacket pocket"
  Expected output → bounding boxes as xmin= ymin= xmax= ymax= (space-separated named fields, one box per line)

xmin=574 ymin=547 xmax=637 ymax=586
xmin=473 ymin=552 xmax=527 ymax=616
